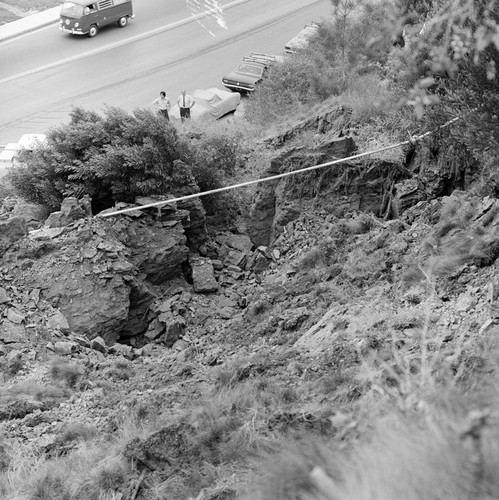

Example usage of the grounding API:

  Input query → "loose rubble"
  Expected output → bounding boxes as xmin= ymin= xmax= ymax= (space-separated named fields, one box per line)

xmin=0 ymin=112 xmax=498 ymax=498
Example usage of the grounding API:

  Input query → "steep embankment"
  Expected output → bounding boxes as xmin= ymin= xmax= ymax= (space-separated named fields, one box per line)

xmin=1 ymin=107 xmax=499 ymax=499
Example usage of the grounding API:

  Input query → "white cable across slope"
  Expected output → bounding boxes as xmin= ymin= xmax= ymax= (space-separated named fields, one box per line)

xmin=96 ymin=116 xmax=460 ymax=219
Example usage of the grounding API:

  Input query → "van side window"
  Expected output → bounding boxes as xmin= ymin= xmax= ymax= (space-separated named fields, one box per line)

xmin=97 ymin=0 xmax=113 ymax=9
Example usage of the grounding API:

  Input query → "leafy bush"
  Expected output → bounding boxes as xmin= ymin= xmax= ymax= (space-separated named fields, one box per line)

xmin=313 ymin=1 xmax=394 ymax=86
xmin=0 ymin=179 xmax=15 ymax=203
xmin=180 ymin=128 xmax=244 ymax=219
xmin=245 ymin=1 xmax=399 ymax=129
xmin=9 ymin=106 xmax=190 ymax=214
xmin=243 ymin=56 xmax=318 ymax=126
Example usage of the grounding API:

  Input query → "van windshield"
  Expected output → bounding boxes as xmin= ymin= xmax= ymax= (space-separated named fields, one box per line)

xmin=61 ymin=2 xmax=84 ymax=17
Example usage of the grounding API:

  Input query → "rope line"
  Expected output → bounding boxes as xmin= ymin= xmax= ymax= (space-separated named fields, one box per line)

xmin=96 ymin=115 xmax=461 ymax=219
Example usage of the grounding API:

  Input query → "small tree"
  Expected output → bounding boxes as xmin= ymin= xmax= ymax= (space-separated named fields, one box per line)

xmin=330 ymin=0 xmax=361 ymax=87
xmin=10 ymin=106 xmax=189 ymax=213
xmin=243 ymin=56 xmax=318 ymax=126
xmin=180 ymin=129 xmax=244 ymax=219
xmin=322 ymin=0 xmax=395 ymax=90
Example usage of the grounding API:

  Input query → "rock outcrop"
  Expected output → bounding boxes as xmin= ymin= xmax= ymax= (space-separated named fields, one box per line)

xmin=263 ymin=105 xmax=353 ymax=147
xmin=248 ymin=134 xmax=404 ymax=246
xmin=0 ymin=196 xmax=200 ymax=344
xmin=0 ymin=216 xmax=27 ymax=254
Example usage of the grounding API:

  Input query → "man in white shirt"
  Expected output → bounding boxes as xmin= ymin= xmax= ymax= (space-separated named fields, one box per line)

xmin=177 ymin=89 xmax=195 ymax=122
xmin=152 ymin=91 xmax=171 ymax=121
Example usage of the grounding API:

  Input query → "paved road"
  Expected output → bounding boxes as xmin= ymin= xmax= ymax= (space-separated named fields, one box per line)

xmin=0 ymin=0 xmax=331 ymax=145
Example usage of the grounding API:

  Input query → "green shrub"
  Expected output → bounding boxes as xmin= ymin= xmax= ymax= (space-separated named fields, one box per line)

xmin=245 ymin=1 xmax=398 ymax=129
xmin=180 ymin=128 xmax=244 ymax=219
xmin=0 ymin=179 xmax=15 ymax=203
xmin=9 ymin=106 xmax=189 ymax=214
xmin=311 ymin=1 xmax=394 ymax=88
xmin=244 ymin=56 xmax=318 ymax=127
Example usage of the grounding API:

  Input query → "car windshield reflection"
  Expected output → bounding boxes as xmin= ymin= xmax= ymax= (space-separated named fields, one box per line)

xmin=61 ymin=1 xmax=84 ymax=17
xmin=236 ymin=64 xmax=264 ymax=76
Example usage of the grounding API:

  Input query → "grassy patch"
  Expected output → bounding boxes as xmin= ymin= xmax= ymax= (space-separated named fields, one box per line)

xmin=49 ymin=358 xmax=84 ymax=389
xmin=0 ymin=7 xmax=18 ymax=25
xmin=4 ymin=0 xmax=60 ymax=13
xmin=0 ymin=0 xmax=61 ymax=25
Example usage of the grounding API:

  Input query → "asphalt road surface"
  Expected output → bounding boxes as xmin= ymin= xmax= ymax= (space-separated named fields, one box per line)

xmin=0 ymin=0 xmax=331 ymax=146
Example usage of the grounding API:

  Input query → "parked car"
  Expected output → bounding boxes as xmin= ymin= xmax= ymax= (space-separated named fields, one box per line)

xmin=222 ymin=52 xmax=283 ymax=93
xmin=0 ymin=133 xmax=47 ymax=178
xmin=284 ymin=21 xmax=321 ymax=54
xmin=60 ymin=0 xmax=134 ymax=38
xmin=169 ymin=88 xmax=241 ymax=121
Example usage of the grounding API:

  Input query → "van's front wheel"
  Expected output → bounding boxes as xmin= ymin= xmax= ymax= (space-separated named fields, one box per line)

xmin=118 ymin=16 xmax=128 ymax=27
xmin=88 ymin=24 xmax=98 ymax=37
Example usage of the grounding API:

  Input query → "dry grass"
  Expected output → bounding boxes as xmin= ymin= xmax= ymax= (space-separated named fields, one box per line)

xmin=1 ymin=287 xmax=496 ymax=500
xmin=0 ymin=0 xmax=60 ymax=25
xmin=341 ymin=247 xmax=388 ymax=283
xmin=0 ymin=8 xmax=18 ymax=25
xmin=342 ymin=73 xmax=399 ymax=123
xmin=57 ymin=422 xmax=99 ymax=445
xmin=49 ymin=358 xmax=84 ymax=389
xmin=241 ymin=439 xmax=339 ymax=500
xmin=245 ymin=331 xmax=499 ymax=500
xmin=0 ymin=432 xmax=131 ymax=499
xmin=0 ymin=378 xmax=69 ymax=405
xmin=241 ymin=248 xmax=499 ymax=500
xmin=247 ymin=401 xmax=499 ymax=500
xmin=4 ymin=0 xmax=59 ymax=13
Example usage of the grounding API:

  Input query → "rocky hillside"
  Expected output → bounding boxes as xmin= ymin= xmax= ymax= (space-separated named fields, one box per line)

xmin=1 ymin=107 xmax=499 ymax=499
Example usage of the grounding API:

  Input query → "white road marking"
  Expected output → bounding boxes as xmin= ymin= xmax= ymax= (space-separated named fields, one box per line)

xmin=0 ymin=0 xmax=249 ymax=85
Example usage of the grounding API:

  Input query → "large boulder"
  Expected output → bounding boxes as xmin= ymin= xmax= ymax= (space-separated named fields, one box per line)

xmin=111 ymin=194 xmax=207 ymax=283
xmin=390 ymin=178 xmax=425 ymax=217
xmin=248 ymin=139 xmax=361 ymax=246
xmin=21 ymin=220 xmax=133 ymax=343
xmin=2 ymin=197 xmax=198 ymax=343
xmin=177 ymin=198 xmax=207 ymax=250
xmin=44 ymin=196 xmax=90 ymax=228
xmin=191 ymin=257 xmax=219 ymax=293
xmin=390 ymin=141 xmax=480 ymax=216
xmin=112 ymin=215 xmax=188 ymax=285
xmin=0 ymin=319 xmax=27 ymax=344
xmin=0 ymin=217 xmax=27 ymax=254
xmin=215 ymin=232 xmax=254 ymax=269
xmin=9 ymin=198 xmax=48 ymax=229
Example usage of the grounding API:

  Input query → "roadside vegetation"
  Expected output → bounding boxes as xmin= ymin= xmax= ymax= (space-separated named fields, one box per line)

xmin=0 ymin=0 xmax=61 ymax=26
xmin=7 ymin=107 xmax=249 ymax=220
xmin=1 ymin=0 xmax=499 ymax=498
xmin=6 ymin=0 xmax=497 ymax=214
